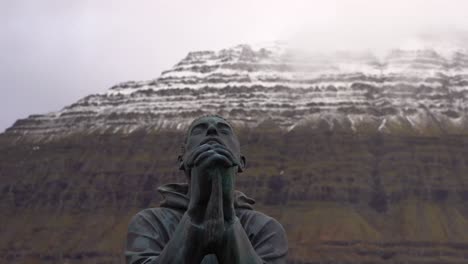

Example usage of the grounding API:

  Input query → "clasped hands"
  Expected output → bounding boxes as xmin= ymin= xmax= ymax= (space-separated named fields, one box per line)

xmin=185 ymin=141 xmax=239 ymax=250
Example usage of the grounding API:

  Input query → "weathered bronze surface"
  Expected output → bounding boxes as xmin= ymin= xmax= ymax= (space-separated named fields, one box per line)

xmin=125 ymin=116 xmax=288 ymax=263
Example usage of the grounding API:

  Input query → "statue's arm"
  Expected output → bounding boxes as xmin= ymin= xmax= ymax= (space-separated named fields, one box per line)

xmin=125 ymin=211 xmax=205 ymax=264
xmin=217 ymin=216 xmax=288 ymax=264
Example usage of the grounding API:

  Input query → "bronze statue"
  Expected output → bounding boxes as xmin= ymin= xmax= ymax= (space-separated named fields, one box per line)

xmin=125 ymin=115 xmax=288 ymax=263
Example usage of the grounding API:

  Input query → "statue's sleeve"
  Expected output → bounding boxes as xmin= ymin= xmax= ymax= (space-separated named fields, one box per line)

xmin=124 ymin=208 xmax=175 ymax=264
xmin=239 ymin=210 xmax=288 ymax=263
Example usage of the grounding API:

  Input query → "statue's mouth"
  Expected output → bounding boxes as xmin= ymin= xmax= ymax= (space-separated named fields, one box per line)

xmin=200 ymin=137 xmax=224 ymax=146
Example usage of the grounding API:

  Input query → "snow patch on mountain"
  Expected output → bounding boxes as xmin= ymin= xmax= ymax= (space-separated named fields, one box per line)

xmin=5 ymin=39 xmax=468 ymax=140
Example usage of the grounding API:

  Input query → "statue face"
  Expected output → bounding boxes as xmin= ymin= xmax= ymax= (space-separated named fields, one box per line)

xmin=182 ymin=116 xmax=245 ymax=171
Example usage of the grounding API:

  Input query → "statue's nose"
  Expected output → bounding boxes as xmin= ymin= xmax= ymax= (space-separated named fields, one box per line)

xmin=206 ymin=125 xmax=218 ymax=136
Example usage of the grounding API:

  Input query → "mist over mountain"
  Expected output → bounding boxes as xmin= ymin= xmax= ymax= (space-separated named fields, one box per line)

xmin=6 ymin=35 xmax=468 ymax=140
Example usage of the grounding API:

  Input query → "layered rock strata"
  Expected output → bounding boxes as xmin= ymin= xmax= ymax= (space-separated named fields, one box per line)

xmin=6 ymin=43 xmax=468 ymax=139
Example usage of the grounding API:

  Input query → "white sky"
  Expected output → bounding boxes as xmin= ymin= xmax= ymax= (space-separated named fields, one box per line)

xmin=1 ymin=0 xmax=468 ymax=132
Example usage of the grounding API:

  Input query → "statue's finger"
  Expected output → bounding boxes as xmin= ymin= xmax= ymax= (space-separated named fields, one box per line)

xmin=192 ymin=144 xmax=211 ymax=157
xmin=212 ymin=144 xmax=235 ymax=157
xmin=194 ymin=149 xmax=216 ymax=166
xmin=187 ymin=145 xmax=211 ymax=166
xmin=212 ymin=148 xmax=238 ymax=166
xmin=205 ymin=153 xmax=233 ymax=168
xmin=211 ymin=145 xmax=238 ymax=165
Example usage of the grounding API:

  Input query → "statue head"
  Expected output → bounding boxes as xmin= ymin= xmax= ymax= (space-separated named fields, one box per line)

xmin=178 ymin=115 xmax=246 ymax=176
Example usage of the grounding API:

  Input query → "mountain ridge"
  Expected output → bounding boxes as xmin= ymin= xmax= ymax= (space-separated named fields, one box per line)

xmin=5 ymin=41 xmax=468 ymax=141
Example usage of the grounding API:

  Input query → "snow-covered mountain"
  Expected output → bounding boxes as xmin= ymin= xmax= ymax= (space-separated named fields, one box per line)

xmin=6 ymin=41 xmax=468 ymax=139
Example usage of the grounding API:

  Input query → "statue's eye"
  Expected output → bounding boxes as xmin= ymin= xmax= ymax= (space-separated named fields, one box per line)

xmin=220 ymin=128 xmax=231 ymax=135
xmin=191 ymin=127 xmax=204 ymax=135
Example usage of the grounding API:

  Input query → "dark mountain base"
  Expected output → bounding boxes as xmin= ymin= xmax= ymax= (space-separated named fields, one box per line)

xmin=1 ymin=125 xmax=468 ymax=263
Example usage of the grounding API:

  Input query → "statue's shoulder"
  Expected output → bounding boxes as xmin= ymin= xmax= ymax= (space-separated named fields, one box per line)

xmin=236 ymin=209 xmax=288 ymax=253
xmin=127 ymin=207 xmax=185 ymax=245
xmin=236 ymin=208 xmax=273 ymax=222
xmin=137 ymin=206 xmax=183 ymax=216
xmin=236 ymin=209 xmax=285 ymax=234
xmin=129 ymin=207 xmax=184 ymax=229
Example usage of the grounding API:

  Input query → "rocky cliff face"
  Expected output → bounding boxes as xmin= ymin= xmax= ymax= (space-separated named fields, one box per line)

xmin=2 ymin=41 xmax=468 ymax=264
xmin=6 ymin=42 xmax=468 ymax=139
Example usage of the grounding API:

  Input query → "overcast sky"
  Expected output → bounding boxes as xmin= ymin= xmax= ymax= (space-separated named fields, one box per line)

xmin=1 ymin=0 xmax=468 ymax=132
